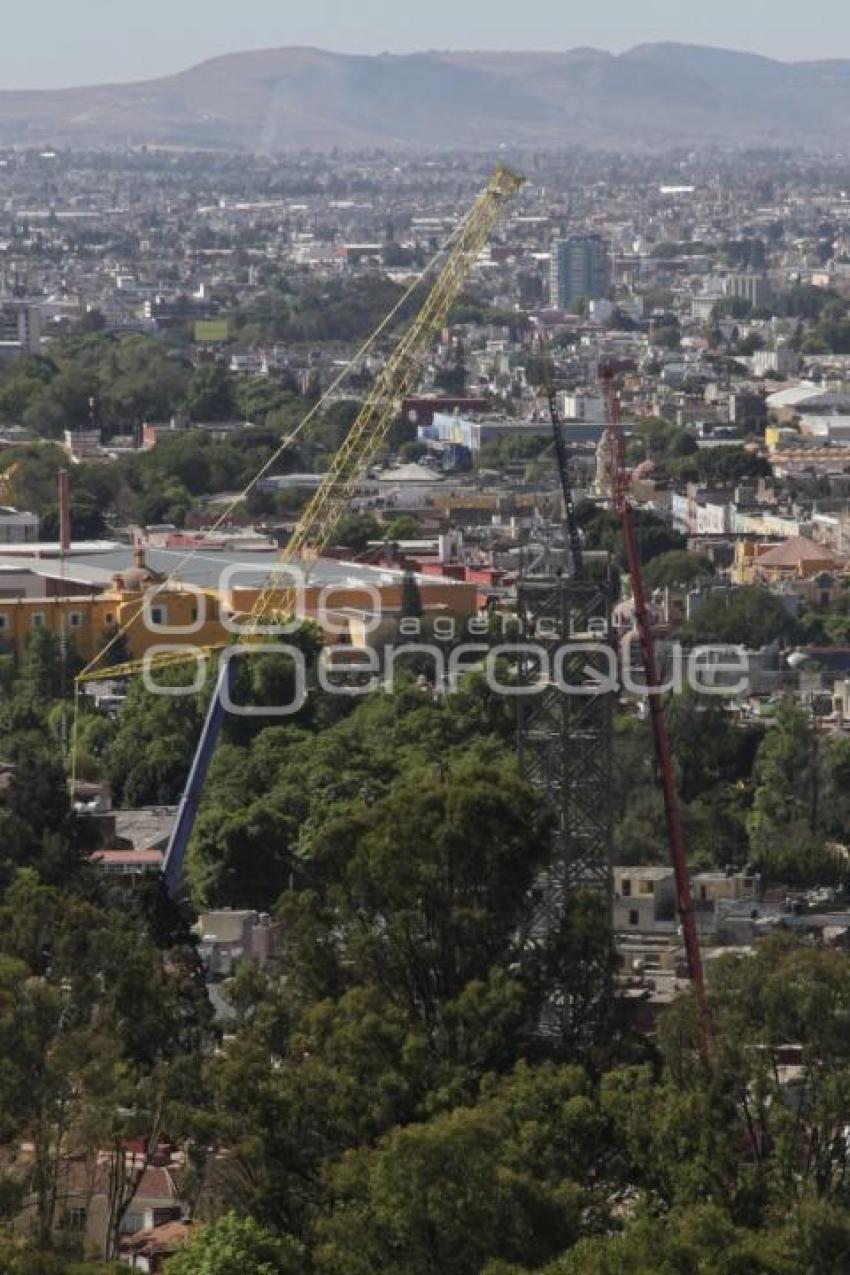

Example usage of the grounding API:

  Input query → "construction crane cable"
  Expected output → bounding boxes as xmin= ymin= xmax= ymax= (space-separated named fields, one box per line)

xmin=77 ymin=241 xmax=455 ymax=677
xmin=69 ymin=167 xmax=524 ymax=780
xmin=73 ymin=171 xmax=517 ymax=686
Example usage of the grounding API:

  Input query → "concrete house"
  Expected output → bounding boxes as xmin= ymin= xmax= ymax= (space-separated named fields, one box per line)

xmin=613 ymin=866 xmax=677 ymax=931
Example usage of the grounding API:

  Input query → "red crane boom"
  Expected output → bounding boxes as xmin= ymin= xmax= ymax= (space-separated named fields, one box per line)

xmin=603 ymin=373 xmax=707 ymax=1004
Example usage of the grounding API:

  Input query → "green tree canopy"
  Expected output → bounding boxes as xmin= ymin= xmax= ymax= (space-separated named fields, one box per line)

xmin=165 ymin=1214 xmax=303 ymax=1275
xmin=680 ymin=588 xmax=799 ymax=648
xmin=644 ymin=550 xmax=715 ymax=590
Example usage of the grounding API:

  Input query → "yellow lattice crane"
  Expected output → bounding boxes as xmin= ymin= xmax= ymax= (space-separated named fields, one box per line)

xmin=74 ymin=165 xmax=525 ymax=893
xmin=0 ymin=462 xmax=20 ymax=506
xmin=77 ymin=164 xmax=524 ymax=684
xmin=247 ymin=163 xmax=524 ymax=629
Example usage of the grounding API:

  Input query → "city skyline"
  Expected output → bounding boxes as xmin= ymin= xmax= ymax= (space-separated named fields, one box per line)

xmin=2 ymin=0 xmax=850 ymax=91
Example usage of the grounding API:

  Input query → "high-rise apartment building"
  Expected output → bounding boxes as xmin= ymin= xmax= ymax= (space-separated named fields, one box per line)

xmin=0 ymin=302 xmax=41 ymax=358
xmin=549 ymin=235 xmax=610 ymax=310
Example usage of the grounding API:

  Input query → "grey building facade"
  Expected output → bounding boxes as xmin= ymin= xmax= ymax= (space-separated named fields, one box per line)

xmin=550 ymin=235 xmax=610 ymax=309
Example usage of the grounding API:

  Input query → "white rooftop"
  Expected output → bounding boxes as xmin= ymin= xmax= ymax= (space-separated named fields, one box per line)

xmin=0 ymin=545 xmax=469 ymax=594
xmin=376 ymin=463 xmax=445 ymax=483
xmin=767 ymin=384 xmax=850 ymax=408
xmin=0 ymin=540 xmax=122 ymax=556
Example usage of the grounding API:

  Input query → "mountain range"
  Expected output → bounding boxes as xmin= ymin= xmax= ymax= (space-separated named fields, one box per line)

xmin=2 ymin=43 xmax=850 ymax=152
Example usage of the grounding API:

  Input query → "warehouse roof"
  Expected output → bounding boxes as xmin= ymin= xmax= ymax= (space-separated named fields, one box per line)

xmin=59 ymin=546 xmax=465 ymax=593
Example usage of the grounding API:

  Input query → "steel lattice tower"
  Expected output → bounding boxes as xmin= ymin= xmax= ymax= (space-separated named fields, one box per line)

xmin=516 ymin=566 xmax=614 ymax=1033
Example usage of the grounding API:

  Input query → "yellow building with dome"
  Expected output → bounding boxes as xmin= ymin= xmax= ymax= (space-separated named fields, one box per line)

xmin=0 ymin=544 xmax=478 ymax=669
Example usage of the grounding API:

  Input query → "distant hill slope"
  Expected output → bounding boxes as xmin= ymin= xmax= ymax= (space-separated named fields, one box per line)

xmin=1 ymin=43 xmax=850 ymax=151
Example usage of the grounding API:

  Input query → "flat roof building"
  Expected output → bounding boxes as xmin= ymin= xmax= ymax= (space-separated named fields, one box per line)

xmin=0 ymin=507 xmax=39 ymax=544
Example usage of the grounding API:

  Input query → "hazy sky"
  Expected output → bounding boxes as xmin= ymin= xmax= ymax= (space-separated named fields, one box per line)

xmin=3 ymin=0 xmax=850 ymax=89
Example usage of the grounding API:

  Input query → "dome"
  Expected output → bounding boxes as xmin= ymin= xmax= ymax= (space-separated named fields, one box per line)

xmin=113 ymin=544 xmax=164 ymax=593
xmin=115 ymin=566 xmax=156 ymax=592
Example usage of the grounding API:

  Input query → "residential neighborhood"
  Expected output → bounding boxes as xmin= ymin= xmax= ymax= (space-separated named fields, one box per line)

xmin=4 ymin=6 xmax=850 ymax=1273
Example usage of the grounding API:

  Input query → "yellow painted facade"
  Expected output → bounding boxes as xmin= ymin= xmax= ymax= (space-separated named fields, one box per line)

xmin=732 ymin=540 xmax=774 ymax=585
xmin=0 ymin=578 xmax=479 ymax=666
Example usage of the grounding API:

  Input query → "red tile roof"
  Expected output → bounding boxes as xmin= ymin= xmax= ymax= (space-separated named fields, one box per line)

xmin=91 ymin=849 xmax=164 ymax=865
xmin=757 ymin=535 xmax=843 ymax=568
